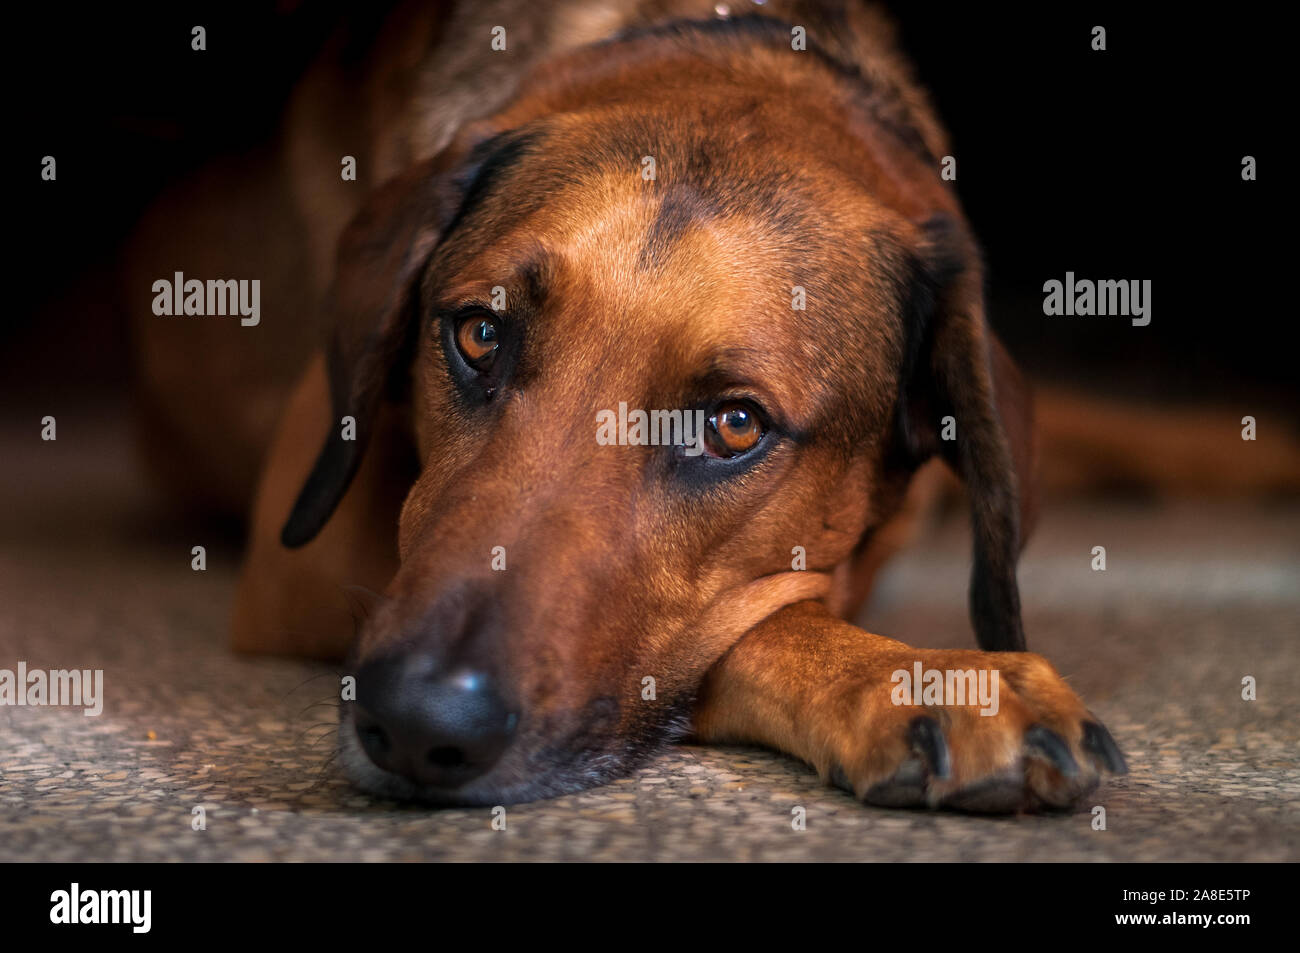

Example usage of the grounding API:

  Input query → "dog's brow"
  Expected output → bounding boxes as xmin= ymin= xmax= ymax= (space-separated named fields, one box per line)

xmin=518 ymin=253 xmax=554 ymax=306
xmin=637 ymin=183 xmax=723 ymax=270
xmin=439 ymin=248 xmax=557 ymax=314
xmin=687 ymin=347 xmax=801 ymax=426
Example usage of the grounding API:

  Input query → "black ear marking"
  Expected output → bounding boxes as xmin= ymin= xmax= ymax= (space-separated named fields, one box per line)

xmin=895 ymin=212 xmax=1028 ymax=652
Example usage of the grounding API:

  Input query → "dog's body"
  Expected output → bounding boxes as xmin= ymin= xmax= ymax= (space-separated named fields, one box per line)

xmin=133 ymin=0 xmax=1126 ymax=810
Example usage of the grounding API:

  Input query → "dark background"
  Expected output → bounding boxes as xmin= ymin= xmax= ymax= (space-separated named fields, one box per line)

xmin=7 ymin=1 xmax=1291 ymax=408
xmin=2 ymin=3 xmax=1296 ymax=869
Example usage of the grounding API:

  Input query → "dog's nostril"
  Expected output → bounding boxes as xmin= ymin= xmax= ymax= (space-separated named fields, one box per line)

xmin=427 ymin=746 xmax=468 ymax=768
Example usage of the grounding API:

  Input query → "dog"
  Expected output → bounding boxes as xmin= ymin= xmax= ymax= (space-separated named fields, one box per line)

xmin=136 ymin=0 xmax=1128 ymax=812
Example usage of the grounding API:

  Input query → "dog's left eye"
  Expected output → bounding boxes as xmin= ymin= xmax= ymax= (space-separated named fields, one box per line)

xmin=705 ymin=400 xmax=764 ymax=458
xmin=454 ymin=314 xmax=500 ymax=371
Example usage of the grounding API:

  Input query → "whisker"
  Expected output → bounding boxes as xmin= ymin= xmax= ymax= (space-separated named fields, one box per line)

xmin=298 ymin=699 xmax=341 ymax=717
xmin=313 ymin=748 xmax=345 ymax=786
xmin=294 ymin=722 xmax=341 ymax=746
xmin=304 ymin=727 xmax=340 ymax=747
xmin=283 ymin=671 xmax=344 ymax=699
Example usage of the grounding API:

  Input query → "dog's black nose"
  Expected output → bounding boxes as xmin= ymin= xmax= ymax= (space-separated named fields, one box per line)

xmin=352 ymin=654 xmax=516 ymax=788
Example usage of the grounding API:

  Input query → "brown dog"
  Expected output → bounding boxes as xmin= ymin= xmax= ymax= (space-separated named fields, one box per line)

xmin=195 ymin=1 xmax=1126 ymax=811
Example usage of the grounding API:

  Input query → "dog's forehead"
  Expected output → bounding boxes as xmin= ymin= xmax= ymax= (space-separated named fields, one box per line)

xmin=431 ymin=148 xmax=912 ymax=429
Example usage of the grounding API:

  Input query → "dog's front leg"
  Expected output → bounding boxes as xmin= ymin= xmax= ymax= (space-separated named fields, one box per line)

xmin=691 ymin=601 xmax=1126 ymax=812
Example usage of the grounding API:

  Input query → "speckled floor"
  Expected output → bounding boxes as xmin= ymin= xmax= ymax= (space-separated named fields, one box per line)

xmin=2 ymin=410 xmax=1297 ymax=861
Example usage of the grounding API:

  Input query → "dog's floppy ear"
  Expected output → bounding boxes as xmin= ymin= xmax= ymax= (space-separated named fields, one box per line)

xmin=280 ymin=129 xmax=529 ymax=548
xmin=278 ymin=160 xmax=444 ymax=548
xmin=894 ymin=213 xmax=1038 ymax=651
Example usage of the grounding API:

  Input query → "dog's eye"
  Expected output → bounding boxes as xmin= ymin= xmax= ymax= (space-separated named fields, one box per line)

xmin=705 ymin=401 xmax=764 ymax=458
xmin=455 ymin=314 xmax=500 ymax=371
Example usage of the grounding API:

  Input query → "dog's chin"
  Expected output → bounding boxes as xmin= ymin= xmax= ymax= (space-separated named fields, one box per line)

xmin=333 ymin=718 xmax=638 ymax=807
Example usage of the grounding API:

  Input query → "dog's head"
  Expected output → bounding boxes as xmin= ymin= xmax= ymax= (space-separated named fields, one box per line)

xmin=281 ymin=26 xmax=1036 ymax=803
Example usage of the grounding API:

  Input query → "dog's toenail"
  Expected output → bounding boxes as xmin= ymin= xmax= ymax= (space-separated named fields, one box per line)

xmin=908 ymin=716 xmax=951 ymax=780
xmin=1081 ymin=721 xmax=1128 ymax=774
xmin=1025 ymin=724 xmax=1080 ymax=777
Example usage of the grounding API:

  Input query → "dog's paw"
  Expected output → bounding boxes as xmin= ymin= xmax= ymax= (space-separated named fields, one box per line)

xmin=826 ymin=650 xmax=1126 ymax=813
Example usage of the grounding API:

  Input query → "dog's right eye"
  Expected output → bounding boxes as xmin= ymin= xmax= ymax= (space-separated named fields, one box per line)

xmin=454 ymin=314 xmax=500 ymax=372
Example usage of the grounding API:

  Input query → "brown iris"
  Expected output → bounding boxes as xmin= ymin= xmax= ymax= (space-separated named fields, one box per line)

xmin=706 ymin=401 xmax=763 ymax=458
xmin=455 ymin=314 xmax=500 ymax=370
